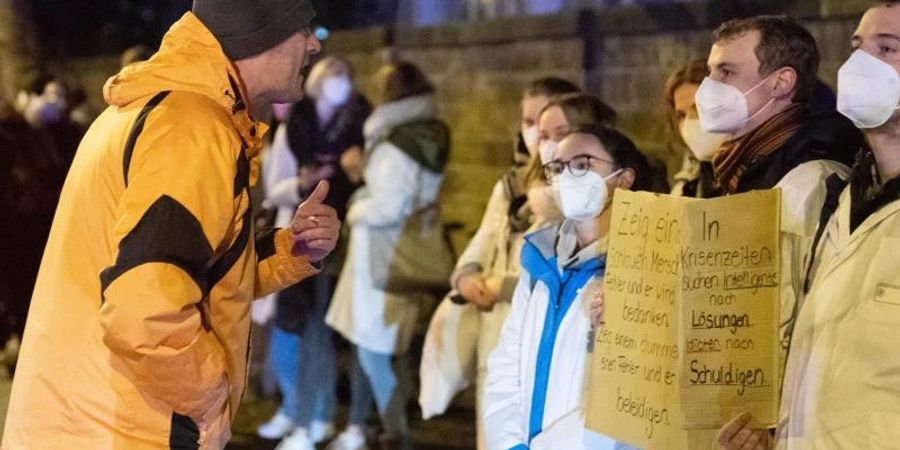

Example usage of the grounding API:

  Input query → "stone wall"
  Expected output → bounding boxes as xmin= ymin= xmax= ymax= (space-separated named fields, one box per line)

xmin=63 ymin=0 xmax=869 ymax=250
xmin=324 ymin=0 xmax=864 ymax=249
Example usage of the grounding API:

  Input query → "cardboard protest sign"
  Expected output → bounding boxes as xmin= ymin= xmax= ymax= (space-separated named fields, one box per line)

xmin=586 ymin=189 xmax=781 ymax=448
xmin=679 ymin=190 xmax=781 ymax=429
xmin=586 ymin=190 xmax=691 ymax=449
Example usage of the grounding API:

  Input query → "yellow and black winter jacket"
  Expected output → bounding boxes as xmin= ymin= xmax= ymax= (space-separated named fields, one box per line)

xmin=2 ymin=13 xmax=317 ymax=450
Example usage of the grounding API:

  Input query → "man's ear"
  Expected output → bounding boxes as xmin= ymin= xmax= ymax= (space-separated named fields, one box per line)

xmin=616 ymin=168 xmax=636 ymax=190
xmin=772 ymin=67 xmax=798 ymax=100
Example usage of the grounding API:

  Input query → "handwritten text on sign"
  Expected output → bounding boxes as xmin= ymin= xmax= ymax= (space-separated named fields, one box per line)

xmin=680 ymin=191 xmax=781 ymax=429
xmin=587 ymin=191 xmax=691 ymax=449
xmin=586 ymin=190 xmax=781 ymax=449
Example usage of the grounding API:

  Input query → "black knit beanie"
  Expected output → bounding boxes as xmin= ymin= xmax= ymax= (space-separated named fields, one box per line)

xmin=192 ymin=0 xmax=316 ymax=60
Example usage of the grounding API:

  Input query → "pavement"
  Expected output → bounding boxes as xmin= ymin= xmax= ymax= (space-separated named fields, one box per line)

xmin=0 ymin=376 xmax=476 ymax=449
xmin=227 ymin=392 xmax=477 ymax=450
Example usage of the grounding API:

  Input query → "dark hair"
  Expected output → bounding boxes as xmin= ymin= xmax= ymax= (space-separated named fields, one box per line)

xmin=568 ymin=125 xmax=654 ymax=192
xmin=376 ymin=61 xmax=434 ymax=105
xmin=874 ymin=1 xmax=900 ymax=6
xmin=713 ymin=15 xmax=819 ymax=105
xmin=524 ymin=77 xmax=580 ymax=99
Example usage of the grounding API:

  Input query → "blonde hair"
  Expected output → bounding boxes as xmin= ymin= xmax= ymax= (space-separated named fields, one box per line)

xmin=525 ymin=93 xmax=618 ymax=187
xmin=304 ymin=56 xmax=353 ymax=99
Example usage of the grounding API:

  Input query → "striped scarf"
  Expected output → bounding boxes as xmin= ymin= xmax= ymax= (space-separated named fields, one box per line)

xmin=713 ymin=104 xmax=805 ymax=194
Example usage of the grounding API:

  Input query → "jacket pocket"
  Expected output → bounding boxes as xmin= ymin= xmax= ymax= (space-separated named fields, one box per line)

xmin=864 ymin=239 xmax=900 ymax=325
xmin=169 ymin=412 xmax=200 ymax=450
xmin=874 ymin=283 xmax=900 ymax=307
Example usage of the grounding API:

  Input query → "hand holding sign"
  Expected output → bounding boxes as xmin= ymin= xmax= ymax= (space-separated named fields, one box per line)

xmin=291 ymin=180 xmax=340 ymax=262
xmin=717 ymin=412 xmax=772 ymax=450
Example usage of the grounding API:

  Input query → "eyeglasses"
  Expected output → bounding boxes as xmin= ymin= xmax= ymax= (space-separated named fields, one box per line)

xmin=543 ymin=154 xmax=616 ymax=179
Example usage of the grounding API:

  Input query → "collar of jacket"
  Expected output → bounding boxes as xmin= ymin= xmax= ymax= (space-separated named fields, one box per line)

xmin=102 ymin=12 xmax=268 ymax=159
xmin=363 ymin=94 xmax=436 ymax=146
xmin=521 ymin=223 xmax=606 ymax=296
xmin=848 ymin=150 xmax=900 ymax=232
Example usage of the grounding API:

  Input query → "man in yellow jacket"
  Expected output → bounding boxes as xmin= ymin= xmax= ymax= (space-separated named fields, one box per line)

xmin=2 ymin=1 xmax=339 ymax=449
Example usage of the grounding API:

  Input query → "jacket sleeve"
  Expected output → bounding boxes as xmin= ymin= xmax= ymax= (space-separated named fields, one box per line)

xmin=257 ymin=125 xmax=320 ymax=298
xmin=253 ymin=227 xmax=319 ymax=299
xmin=775 ymin=160 xmax=849 ymax=347
xmin=99 ymin=112 xmax=239 ymax=422
xmin=484 ymin=274 xmax=532 ymax=450
xmin=346 ymin=142 xmax=420 ymax=227
xmin=451 ymin=180 xmax=509 ymax=289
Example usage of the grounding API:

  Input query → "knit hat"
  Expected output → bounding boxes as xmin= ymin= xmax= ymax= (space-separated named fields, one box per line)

xmin=192 ymin=0 xmax=316 ymax=61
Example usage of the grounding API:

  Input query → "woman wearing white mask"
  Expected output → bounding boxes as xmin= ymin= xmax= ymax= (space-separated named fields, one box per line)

xmin=443 ymin=78 xmax=578 ymax=450
xmin=526 ymin=93 xmax=618 ymax=224
xmin=484 ymin=125 xmax=651 ymax=450
xmin=327 ymin=61 xmax=450 ymax=450
xmin=258 ymin=56 xmax=372 ymax=450
xmin=664 ymin=58 xmax=728 ymax=198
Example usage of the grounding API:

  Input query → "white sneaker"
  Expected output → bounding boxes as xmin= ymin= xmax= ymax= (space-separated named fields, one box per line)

xmin=326 ymin=428 xmax=368 ymax=450
xmin=257 ymin=412 xmax=296 ymax=440
xmin=310 ymin=421 xmax=336 ymax=444
xmin=276 ymin=428 xmax=315 ymax=450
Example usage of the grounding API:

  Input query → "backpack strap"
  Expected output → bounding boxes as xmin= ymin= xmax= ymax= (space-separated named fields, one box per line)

xmin=803 ymin=173 xmax=848 ymax=294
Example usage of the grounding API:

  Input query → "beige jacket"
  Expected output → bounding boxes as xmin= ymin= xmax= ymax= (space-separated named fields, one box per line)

xmin=778 ymin=185 xmax=900 ymax=449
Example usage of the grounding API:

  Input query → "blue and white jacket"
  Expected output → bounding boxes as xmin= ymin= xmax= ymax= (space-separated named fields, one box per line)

xmin=483 ymin=221 xmax=629 ymax=450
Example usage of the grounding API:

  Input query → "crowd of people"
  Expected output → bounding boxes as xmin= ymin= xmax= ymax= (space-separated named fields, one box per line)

xmin=1 ymin=0 xmax=898 ymax=450
xmin=0 ymin=75 xmax=94 ymax=367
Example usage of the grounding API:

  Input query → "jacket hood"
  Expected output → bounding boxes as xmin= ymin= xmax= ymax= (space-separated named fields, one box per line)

xmin=103 ymin=12 xmax=266 ymax=155
xmin=364 ymin=94 xmax=449 ymax=173
xmin=364 ymin=94 xmax=436 ymax=144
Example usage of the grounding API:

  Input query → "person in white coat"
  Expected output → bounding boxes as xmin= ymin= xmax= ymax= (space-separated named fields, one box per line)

xmin=484 ymin=125 xmax=653 ymax=450
xmin=718 ymin=3 xmax=900 ymax=449
xmin=326 ymin=61 xmax=449 ymax=450
xmin=450 ymin=77 xmax=578 ymax=449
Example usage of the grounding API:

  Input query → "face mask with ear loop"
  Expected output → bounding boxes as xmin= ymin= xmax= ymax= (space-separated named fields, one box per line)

xmin=521 ymin=125 xmax=540 ymax=156
xmin=553 ymin=168 xmax=624 ymax=222
xmin=837 ymin=49 xmax=900 ymax=129
xmin=679 ymin=118 xmax=730 ymax=161
xmin=695 ymin=70 xmax=781 ymax=134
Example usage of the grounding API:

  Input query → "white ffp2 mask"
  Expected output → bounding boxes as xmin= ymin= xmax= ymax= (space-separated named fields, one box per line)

xmin=695 ymin=75 xmax=776 ymax=134
xmin=321 ymin=76 xmax=353 ymax=106
xmin=522 ymin=125 xmax=540 ymax=156
xmin=553 ymin=169 xmax=623 ymax=222
xmin=538 ymin=140 xmax=558 ymax=165
xmin=837 ymin=49 xmax=900 ymax=129
xmin=680 ymin=118 xmax=729 ymax=161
